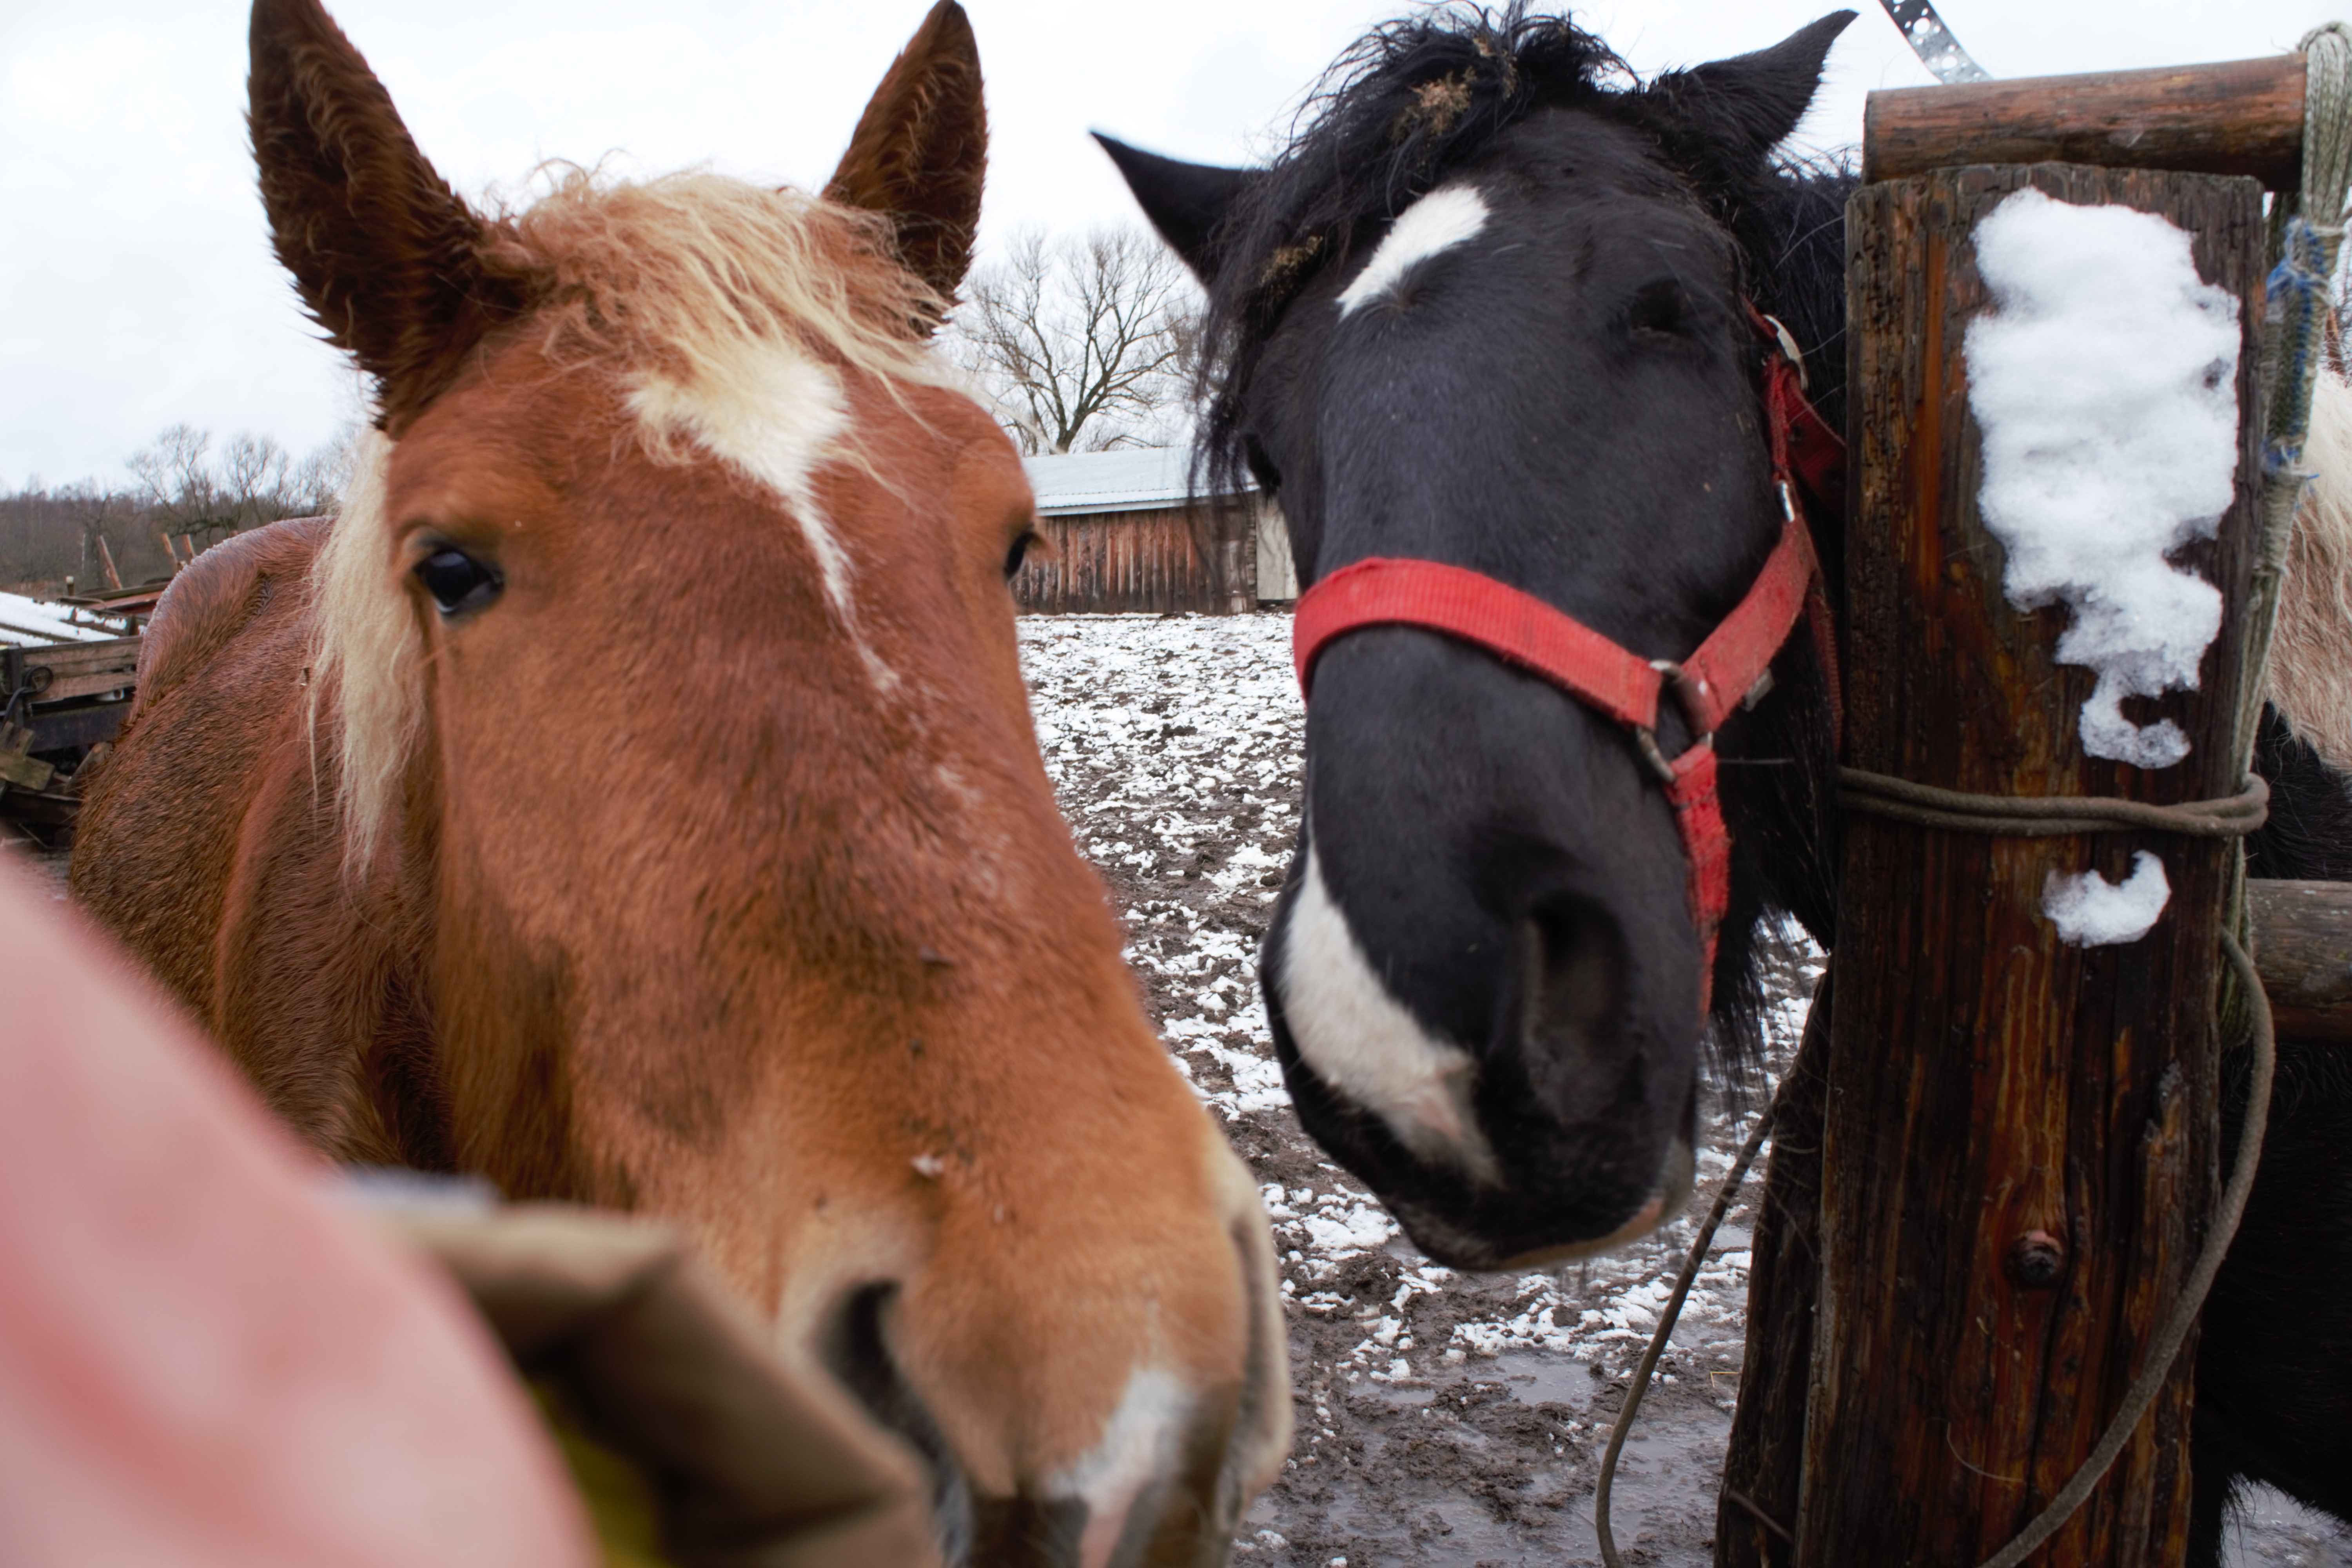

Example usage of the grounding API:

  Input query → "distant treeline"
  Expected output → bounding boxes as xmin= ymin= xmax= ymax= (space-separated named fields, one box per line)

xmin=2 ymin=424 xmax=351 ymax=595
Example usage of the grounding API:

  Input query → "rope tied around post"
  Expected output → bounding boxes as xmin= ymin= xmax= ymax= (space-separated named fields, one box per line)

xmin=1596 ymin=775 xmax=2275 ymax=1568
xmin=1605 ymin=33 xmax=2352 ymax=1567
xmin=1838 ymin=768 xmax=2270 ymax=837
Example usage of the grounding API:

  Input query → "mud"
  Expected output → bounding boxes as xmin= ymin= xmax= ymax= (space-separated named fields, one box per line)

xmin=6 ymin=613 xmax=2339 ymax=1566
xmin=1016 ymin=610 xmax=2350 ymax=1568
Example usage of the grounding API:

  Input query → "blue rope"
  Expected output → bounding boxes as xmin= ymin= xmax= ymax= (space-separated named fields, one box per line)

xmin=2265 ymin=216 xmax=2336 ymax=483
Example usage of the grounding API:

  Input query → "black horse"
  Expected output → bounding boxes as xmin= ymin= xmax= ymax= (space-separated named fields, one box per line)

xmin=1102 ymin=6 xmax=2351 ymax=1558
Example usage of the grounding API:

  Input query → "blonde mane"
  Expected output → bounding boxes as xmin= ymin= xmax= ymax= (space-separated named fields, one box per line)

xmin=2273 ymin=366 xmax=2352 ymax=777
xmin=311 ymin=169 xmax=962 ymax=872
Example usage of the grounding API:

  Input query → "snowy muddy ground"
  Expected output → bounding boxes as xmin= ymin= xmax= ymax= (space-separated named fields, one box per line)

xmin=1014 ymin=610 xmax=2352 ymax=1568
xmin=8 ymin=610 xmax=2343 ymax=1566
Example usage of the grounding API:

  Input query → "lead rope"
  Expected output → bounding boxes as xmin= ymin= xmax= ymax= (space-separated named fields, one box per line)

xmin=1960 ymin=33 xmax=2350 ymax=1554
xmin=1594 ymin=1087 xmax=1780 ymax=1568
xmin=1596 ymin=788 xmax=2272 ymax=1568
xmin=1962 ymin=934 xmax=2274 ymax=1559
xmin=1597 ymin=35 xmax=2352 ymax=1562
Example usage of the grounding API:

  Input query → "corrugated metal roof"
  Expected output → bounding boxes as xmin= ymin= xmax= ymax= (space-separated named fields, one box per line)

xmin=1020 ymin=446 xmax=1252 ymax=517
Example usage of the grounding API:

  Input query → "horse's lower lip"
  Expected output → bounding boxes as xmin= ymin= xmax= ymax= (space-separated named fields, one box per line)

xmin=1493 ymin=1192 xmax=1670 ymax=1268
xmin=1400 ymin=1136 xmax=1697 ymax=1270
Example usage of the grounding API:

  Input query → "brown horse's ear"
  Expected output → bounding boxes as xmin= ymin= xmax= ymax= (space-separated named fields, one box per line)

xmin=824 ymin=0 xmax=987 ymax=320
xmin=249 ymin=0 xmax=532 ymax=430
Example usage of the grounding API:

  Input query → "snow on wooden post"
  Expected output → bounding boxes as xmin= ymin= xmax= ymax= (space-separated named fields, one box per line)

xmin=1718 ymin=165 xmax=2266 ymax=1566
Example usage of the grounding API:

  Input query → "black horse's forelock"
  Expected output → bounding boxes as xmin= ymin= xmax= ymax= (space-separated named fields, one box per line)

xmin=1193 ymin=3 xmax=1862 ymax=1073
xmin=1193 ymin=4 xmax=1850 ymax=507
xmin=1194 ymin=4 xmax=1629 ymax=501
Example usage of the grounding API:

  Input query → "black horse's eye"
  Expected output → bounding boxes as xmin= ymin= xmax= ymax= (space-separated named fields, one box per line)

xmin=1004 ymin=530 xmax=1040 ymax=579
xmin=1626 ymin=278 xmax=1690 ymax=338
xmin=414 ymin=547 xmax=503 ymax=616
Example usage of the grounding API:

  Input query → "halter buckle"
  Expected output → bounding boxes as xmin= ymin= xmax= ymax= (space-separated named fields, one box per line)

xmin=1632 ymin=726 xmax=1681 ymax=787
xmin=1757 ymin=312 xmax=1808 ymax=390
xmin=1649 ymin=659 xmax=1714 ymax=741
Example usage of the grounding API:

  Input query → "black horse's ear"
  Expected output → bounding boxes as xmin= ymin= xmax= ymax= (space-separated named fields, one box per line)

xmin=249 ymin=0 xmax=530 ymax=433
xmin=1640 ymin=11 xmax=1856 ymax=172
xmin=1094 ymin=134 xmax=1256 ymax=283
xmin=826 ymin=0 xmax=987 ymax=316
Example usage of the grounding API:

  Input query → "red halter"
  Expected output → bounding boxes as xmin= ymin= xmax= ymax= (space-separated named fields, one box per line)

xmin=1290 ymin=309 xmax=1844 ymax=1019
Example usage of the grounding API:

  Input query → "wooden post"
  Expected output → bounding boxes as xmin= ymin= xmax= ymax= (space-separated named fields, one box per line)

xmin=1790 ymin=164 xmax=2263 ymax=1565
xmin=1715 ymin=980 xmax=1831 ymax=1566
xmin=1864 ymin=57 xmax=2306 ymax=189
xmin=2244 ymin=880 xmax=2352 ymax=1038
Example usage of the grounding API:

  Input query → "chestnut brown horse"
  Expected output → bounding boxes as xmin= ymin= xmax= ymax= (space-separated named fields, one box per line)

xmin=68 ymin=3 xmax=1288 ymax=1563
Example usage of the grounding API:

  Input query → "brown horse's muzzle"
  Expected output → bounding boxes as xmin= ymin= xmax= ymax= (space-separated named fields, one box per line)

xmin=816 ymin=1151 xmax=1290 ymax=1568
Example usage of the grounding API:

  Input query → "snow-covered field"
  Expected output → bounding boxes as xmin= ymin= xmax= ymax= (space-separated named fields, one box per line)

xmin=1015 ymin=610 xmax=2351 ymax=1568
xmin=1018 ymin=611 xmax=1806 ymax=1566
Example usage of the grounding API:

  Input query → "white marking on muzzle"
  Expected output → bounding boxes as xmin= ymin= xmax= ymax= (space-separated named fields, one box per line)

xmin=1055 ymin=1366 xmax=1193 ymax=1568
xmin=1278 ymin=849 xmax=1500 ymax=1183
xmin=1336 ymin=185 xmax=1489 ymax=318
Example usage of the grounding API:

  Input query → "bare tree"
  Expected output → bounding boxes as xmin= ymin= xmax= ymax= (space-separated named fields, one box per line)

xmin=286 ymin=423 xmax=361 ymax=516
xmin=125 ymin=425 xmax=351 ymax=552
xmin=948 ymin=227 xmax=1197 ymax=455
xmin=217 ymin=433 xmax=292 ymax=527
xmin=128 ymin=424 xmax=224 ymax=533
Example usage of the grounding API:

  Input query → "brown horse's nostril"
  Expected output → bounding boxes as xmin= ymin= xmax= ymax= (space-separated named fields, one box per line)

xmin=823 ymin=1283 xmax=974 ymax=1565
xmin=1519 ymin=899 xmax=1626 ymax=1113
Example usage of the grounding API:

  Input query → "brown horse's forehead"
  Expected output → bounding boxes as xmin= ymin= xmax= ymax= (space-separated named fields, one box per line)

xmin=383 ymin=354 xmax=604 ymax=532
xmin=889 ymin=382 xmax=1033 ymax=515
xmin=948 ymin=409 xmax=1033 ymax=524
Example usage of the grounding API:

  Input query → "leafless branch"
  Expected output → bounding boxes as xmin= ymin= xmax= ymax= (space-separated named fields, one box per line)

xmin=945 ymin=227 xmax=1198 ymax=456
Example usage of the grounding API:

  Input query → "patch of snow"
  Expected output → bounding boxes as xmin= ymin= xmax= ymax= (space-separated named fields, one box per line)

xmin=2042 ymin=849 xmax=2171 ymax=947
xmin=1018 ymin=611 xmax=1825 ymax=1430
xmin=1965 ymin=188 xmax=2241 ymax=769
xmin=0 ymin=590 xmax=125 ymax=646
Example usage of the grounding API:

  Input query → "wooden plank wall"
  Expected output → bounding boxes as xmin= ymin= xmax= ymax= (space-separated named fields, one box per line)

xmin=1013 ymin=503 xmax=1255 ymax=615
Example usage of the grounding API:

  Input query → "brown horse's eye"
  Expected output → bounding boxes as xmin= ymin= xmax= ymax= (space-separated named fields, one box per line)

xmin=415 ymin=547 xmax=504 ymax=616
xmin=1004 ymin=530 xmax=1040 ymax=579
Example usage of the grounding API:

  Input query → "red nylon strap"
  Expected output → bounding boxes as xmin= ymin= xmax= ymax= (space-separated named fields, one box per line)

xmin=1755 ymin=321 xmax=1846 ymax=522
xmin=1287 ymin=305 xmax=1847 ymax=1025
xmin=1666 ymin=744 xmax=1731 ymax=971
xmin=1292 ymin=558 xmax=1662 ymax=729
xmin=1290 ymin=514 xmax=1818 ymax=1023
xmin=1293 ymin=511 xmax=1819 ymax=739
xmin=1679 ymin=512 xmax=1821 ymax=736
xmin=1751 ymin=309 xmax=1847 ymax=748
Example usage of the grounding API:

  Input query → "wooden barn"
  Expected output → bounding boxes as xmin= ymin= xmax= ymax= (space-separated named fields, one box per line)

xmin=1011 ymin=446 xmax=1297 ymax=615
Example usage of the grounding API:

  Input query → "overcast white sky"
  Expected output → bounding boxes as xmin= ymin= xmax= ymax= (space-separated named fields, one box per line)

xmin=0 ymin=0 xmax=2333 ymax=489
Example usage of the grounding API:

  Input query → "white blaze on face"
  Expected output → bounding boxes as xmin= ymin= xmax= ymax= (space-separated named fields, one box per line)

xmin=1277 ymin=848 xmax=1498 ymax=1181
xmin=1336 ymin=185 xmax=1490 ymax=318
xmin=1055 ymin=1367 xmax=1194 ymax=1568
xmin=629 ymin=340 xmax=899 ymax=691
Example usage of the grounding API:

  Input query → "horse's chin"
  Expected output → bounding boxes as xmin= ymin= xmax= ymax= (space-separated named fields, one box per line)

xmin=1389 ymin=1136 xmax=1694 ymax=1272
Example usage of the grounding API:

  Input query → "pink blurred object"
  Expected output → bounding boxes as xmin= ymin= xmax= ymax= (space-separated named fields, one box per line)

xmin=0 ymin=860 xmax=593 ymax=1568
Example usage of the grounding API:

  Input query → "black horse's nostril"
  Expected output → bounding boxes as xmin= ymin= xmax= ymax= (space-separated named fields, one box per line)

xmin=823 ymin=1283 xmax=974 ymax=1565
xmin=1518 ymin=899 xmax=1626 ymax=1114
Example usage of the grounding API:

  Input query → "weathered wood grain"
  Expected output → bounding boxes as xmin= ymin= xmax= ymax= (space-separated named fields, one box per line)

xmin=1800 ymin=165 xmax=2264 ymax=1566
xmin=3 ymin=637 xmax=141 ymax=705
xmin=2249 ymin=878 xmax=2352 ymax=1038
xmin=1865 ymin=57 xmax=2304 ymax=190
xmin=1715 ymin=975 xmax=1830 ymax=1568
xmin=1012 ymin=505 xmax=1253 ymax=616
